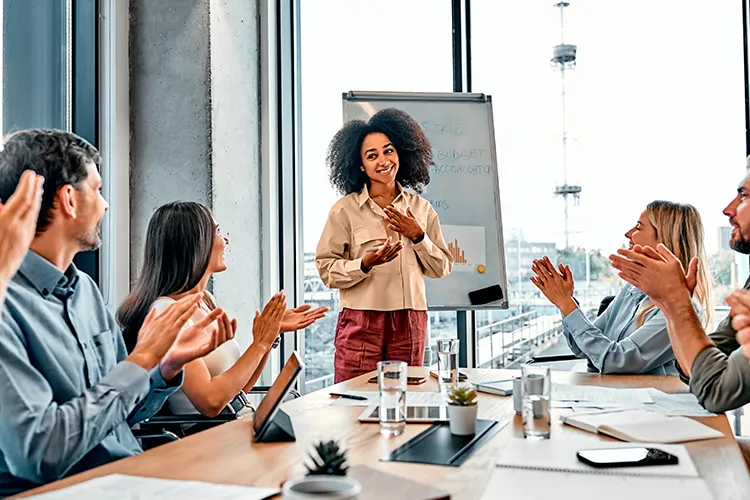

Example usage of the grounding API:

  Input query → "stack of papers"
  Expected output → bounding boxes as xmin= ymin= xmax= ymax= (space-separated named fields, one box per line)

xmin=553 ymin=384 xmax=653 ymax=410
xmin=552 ymin=384 xmax=716 ymax=417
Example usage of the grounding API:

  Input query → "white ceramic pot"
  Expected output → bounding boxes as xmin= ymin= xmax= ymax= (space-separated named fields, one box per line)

xmin=447 ymin=404 xmax=478 ymax=435
xmin=282 ymin=476 xmax=362 ymax=500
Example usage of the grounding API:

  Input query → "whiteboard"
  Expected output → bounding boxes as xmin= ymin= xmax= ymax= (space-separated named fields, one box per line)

xmin=342 ymin=91 xmax=508 ymax=310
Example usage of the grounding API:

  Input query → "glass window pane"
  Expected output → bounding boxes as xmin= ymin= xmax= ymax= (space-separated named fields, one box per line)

xmin=300 ymin=0 xmax=453 ymax=391
xmin=3 ymin=0 xmax=69 ymax=134
xmin=472 ymin=0 xmax=745 ymax=369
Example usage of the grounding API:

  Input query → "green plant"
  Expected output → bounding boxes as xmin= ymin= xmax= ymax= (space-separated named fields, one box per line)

xmin=305 ymin=440 xmax=349 ymax=476
xmin=447 ymin=384 xmax=478 ymax=406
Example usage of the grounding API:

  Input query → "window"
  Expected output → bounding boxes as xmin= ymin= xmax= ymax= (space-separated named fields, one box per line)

xmin=2 ymin=0 xmax=99 ymax=282
xmin=2 ymin=0 xmax=69 ymax=133
xmin=298 ymin=0 xmax=454 ymax=391
xmin=471 ymin=0 xmax=745 ymax=367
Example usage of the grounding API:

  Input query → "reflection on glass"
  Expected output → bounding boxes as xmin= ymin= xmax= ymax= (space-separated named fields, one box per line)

xmin=3 ymin=0 xmax=69 ymax=133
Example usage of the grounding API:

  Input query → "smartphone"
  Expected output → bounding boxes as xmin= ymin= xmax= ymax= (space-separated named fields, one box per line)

xmin=367 ymin=375 xmax=427 ymax=385
xmin=576 ymin=447 xmax=678 ymax=468
xmin=429 ymin=370 xmax=469 ymax=382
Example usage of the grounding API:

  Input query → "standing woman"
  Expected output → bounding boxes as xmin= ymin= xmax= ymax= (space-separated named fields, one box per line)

xmin=317 ymin=108 xmax=453 ymax=383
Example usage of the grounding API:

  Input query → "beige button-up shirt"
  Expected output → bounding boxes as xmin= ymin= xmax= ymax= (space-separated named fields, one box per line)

xmin=316 ymin=185 xmax=453 ymax=311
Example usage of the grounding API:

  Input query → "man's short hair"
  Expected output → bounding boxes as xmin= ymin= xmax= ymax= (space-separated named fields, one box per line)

xmin=0 ymin=129 xmax=101 ymax=233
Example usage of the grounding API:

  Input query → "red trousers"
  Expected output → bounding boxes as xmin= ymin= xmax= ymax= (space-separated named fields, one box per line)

xmin=333 ymin=309 xmax=427 ymax=384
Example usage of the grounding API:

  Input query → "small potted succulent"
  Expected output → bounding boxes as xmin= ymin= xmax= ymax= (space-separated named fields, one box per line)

xmin=446 ymin=384 xmax=479 ymax=435
xmin=282 ymin=440 xmax=361 ymax=499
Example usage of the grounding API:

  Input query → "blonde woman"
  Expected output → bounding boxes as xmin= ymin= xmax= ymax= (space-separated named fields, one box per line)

xmin=530 ymin=201 xmax=711 ymax=375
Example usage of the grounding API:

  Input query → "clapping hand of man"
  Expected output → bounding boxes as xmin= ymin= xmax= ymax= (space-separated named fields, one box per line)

xmin=126 ymin=294 xmax=236 ymax=380
xmin=0 ymin=171 xmax=44 ymax=284
xmin=609 ymin=244 xmax=699 ymax=312
xmin=727 ymin=290 xmax=750 ymax=360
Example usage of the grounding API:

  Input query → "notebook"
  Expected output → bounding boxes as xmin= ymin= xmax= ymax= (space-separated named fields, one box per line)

xmin=496 ymin=438 xmax=699 ymax=477
xmin=472 ymin=379 xmax=514 ymax=396
xmin=561 ymin=409 xmax=724 ymax=443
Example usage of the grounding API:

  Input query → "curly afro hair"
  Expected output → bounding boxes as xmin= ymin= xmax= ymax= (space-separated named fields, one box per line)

xmin=326 ymin=108 xmax=433 ymax=195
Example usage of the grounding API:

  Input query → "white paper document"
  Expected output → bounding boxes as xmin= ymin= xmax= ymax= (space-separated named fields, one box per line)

xmin=646 ymin=389 xmax=716 ymax=417
xmin=441 ymin=225 xmax=486 ymax=272
xmin=553 ymin=384 xmax=654 ymax=405
xmin=496 ymin=437 xmax=699 ymax=477
xmin=481 ymin=468 xmax=713 ymax=500
xmin=26 ymin=475 xmax=279 ymax=499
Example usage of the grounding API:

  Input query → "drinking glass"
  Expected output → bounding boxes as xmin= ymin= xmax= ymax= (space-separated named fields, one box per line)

xmin=436 ymin=338 xmax=459 ymax=392
xmin=377 ymin=361 xmax=407 ymax=436
xmin=521 ymin=365 xmax=551 ymax=440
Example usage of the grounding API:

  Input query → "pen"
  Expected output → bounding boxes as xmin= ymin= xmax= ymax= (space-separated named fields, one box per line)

xmin=330 ymin=392 xmax=368 ymax=401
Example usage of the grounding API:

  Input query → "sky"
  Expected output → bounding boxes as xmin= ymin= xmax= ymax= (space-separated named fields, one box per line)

xmin=299 ymin=0 xmax=746 ymax=256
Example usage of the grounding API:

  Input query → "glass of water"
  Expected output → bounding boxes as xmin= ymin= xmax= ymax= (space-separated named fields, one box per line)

xmin=377 ymin=361 xmax=407 ymax=436
xmin=436 ymin=338 xmax=459 ymax=392
xmin=521 ymin=365 xmax=551 ymax=440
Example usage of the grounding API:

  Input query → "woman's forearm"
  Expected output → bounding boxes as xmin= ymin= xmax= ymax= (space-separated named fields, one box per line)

xmin=242 ymin=349 xmax=272 ymax=393
xmin=183 ymin=342 xmax=272 ymax=416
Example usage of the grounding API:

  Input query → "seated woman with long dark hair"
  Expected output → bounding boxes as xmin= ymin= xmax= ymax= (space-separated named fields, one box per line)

xmin=117 ymin=202 xmax=327 ymax=417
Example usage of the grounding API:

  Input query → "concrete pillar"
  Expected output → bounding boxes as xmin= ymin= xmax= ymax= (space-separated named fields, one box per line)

xmin=209 ymin=0 xmax=262 ymax=348
xmin=129 ymin=0 xmax=262 ymax=348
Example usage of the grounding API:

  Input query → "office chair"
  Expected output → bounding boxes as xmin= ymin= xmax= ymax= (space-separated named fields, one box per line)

xmin=526 ymin=295 xmax=615 ymax=365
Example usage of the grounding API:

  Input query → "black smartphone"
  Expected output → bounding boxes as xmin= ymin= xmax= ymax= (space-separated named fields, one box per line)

xmin=429 ymin=370 xmax=469 ymax=382
xmin=368 ymin=375 xmax=427 ymax=385
xmin=576 ymin=447 xmax=678 ymax=468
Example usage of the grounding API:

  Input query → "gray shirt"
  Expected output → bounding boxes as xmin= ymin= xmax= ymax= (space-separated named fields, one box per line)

xmin=0 ymin=251 xmax=182 ymax=496
xmin=680 ymin=277 xmax=750 ymax=413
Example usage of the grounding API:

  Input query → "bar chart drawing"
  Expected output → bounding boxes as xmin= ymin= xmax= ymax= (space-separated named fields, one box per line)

xmin=441 ymin=225 xmax=486 ymax=273
xmin=448 ymin=240 xmax=467 ymax=264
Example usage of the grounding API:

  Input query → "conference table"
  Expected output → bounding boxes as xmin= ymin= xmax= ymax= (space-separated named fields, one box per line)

xmin=19 ymin=368 xmax=750 ymax=499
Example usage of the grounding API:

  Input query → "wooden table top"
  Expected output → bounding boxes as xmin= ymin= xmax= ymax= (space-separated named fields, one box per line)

xmin=18 ymin=368 xmax=750 ymax=499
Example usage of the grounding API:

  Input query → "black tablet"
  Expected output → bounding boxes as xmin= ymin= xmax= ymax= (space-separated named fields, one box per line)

xmin=253 ymin=351 xmax=303 ymax=439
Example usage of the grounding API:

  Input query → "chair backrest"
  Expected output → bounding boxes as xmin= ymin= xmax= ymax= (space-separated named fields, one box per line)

xmin=597 ymin=295 xmax=616 ymax=317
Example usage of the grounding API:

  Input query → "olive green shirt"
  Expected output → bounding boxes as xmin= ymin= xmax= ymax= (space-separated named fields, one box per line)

xmin=681 ymin=277 xmax=750 ymax=413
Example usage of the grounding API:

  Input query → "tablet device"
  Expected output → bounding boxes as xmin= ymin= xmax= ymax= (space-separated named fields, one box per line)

xmin=253 ymin=351 xmax=303 ymax=440
xmin=358 ymin=404 xmax=449 ymax=423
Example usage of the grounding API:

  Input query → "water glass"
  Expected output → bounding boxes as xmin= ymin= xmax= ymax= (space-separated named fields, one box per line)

xmin=521 ymin=365 xmax=551 ymax=440
xmin=377 ymin=361 xmax=407 ymax=436
xmin=436 ymin=338 xmax=459 ymax=392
